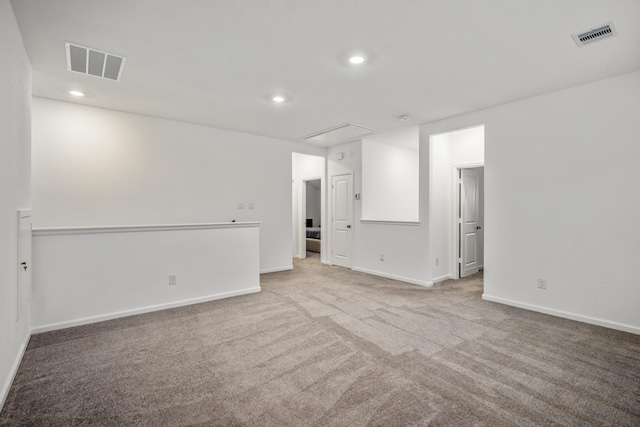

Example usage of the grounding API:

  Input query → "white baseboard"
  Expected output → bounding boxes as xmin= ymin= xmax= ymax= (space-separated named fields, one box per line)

xmin=1 ymin=329 xmax=31 ymax=412
xmin=260 ymin=265 xmax=293 ymax=274
xmin=432 ymin=274 xmax=452 ymax=284
xmin=352 ymin=267 xmax=433 ymax=288
xmin=482 ymin=294 xmax=640 ymax=335
xmin=31 ymin=287 xmax=261 ymax=334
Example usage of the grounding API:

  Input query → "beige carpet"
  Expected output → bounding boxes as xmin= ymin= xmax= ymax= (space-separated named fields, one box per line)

xmin=1 ymin=253 xmax=639 ymax=426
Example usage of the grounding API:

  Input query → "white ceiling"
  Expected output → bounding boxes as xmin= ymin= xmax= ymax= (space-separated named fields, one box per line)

xmin=10 ymin=0 xmax=640 ymax=145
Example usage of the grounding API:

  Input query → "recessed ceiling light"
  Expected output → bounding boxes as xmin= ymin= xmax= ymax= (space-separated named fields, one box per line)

xmin=69 ymin=90 xmax=85 ymax=97
xmin=348 ymin=55 xmax=366 ymax=65
xmin=272 ymin=95 xmax=285 ymax=103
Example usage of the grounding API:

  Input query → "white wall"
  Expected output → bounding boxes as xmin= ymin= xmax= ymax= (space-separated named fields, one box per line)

xmin=31 ymin=223 xmax=260 ymax=331
xmin=450 ymin=126 xmax=485 ymax=166
xmin=429 ymin=133 xmax=453 ymax=281
xmin=362 ymin=139 xmax=419 ymax=222
xmin=0 ymin=0 xmax=31 ymax=409
xmin=291 ymin=153 xmax=325 ymax=259
xmin=326 ymin=72 xmax=640 ymax=333
xmin=429 ymin=126 xmax=484 ymax=282
xmin=421 ymin=71 xmax=640 ymax=333
xmin=31 ymin=98 xmax=325 ymax=273
xmin=328 ymin=140 xmax=430 ymax=286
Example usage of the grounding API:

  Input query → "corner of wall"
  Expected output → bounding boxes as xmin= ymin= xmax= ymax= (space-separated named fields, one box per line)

xmin=0 ymin=0 xmax=33 ymax=411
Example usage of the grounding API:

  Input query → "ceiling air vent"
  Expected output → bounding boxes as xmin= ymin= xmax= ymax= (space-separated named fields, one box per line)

xmin=572 ymin=22 xmax=618 ymax=47
xmin=303 ymin=123 xmax=378 ymax=146
xmin=65 ymin=42 xmax=126 ymax=81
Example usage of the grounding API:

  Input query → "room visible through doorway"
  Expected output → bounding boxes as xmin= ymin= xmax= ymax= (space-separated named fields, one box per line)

xmin=291 ymin=152 xmax=325 ymax=264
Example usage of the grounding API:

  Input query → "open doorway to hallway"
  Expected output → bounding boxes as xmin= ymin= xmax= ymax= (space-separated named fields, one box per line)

xmin=429 ymin=125 xmax=485 ymax=285
xmin=304 ymin=178 xmax=322 ymax=259
xmin=292 ymin=153 xmax=325 ymax=264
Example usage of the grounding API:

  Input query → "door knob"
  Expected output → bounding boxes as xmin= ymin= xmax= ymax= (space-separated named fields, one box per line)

xmin=346 ymin=225 xmax=351 ymax=229
xmin=21 ymin=262 xmax=27 ymax=271
xmin=476 ymin=226 xmax=482 ymax=230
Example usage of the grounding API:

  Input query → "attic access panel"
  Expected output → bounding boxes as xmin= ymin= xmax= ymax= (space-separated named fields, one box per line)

xmin=303 ymin=123 xmax=378 ymax=146
xmin=66 ymin=42 xmax=126 ymax=81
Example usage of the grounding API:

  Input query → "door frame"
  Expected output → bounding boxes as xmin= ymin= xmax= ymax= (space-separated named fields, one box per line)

xmin=330 ymin=171 xmax=354 ymax=267
xmin=452 ymin=163 xmax=484 ymax=279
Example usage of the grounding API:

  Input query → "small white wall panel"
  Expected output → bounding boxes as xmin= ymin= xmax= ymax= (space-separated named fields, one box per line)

xmin=334 ymin=230 xmax=349 ymax=259
xmin=335 ymin=180 xmax=348 ymax=220
xmin=464 ymin=234 xmax=477 ymax=265
xmin=464 ymin=176 xmax=477 ymax=223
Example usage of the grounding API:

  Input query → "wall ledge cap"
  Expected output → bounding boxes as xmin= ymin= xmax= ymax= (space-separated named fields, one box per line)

xmin=33 ymin=222 xmax=261 ymax=236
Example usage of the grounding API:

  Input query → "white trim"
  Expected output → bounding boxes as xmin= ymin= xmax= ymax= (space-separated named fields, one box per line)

xmin=454 ymin=162 xmax=484 ymax=169
xmin=260 ymin=265 xmax=293 ymax=274
xmin=300 ymin=179 xmax=307 ymax=259
xmin=33 ymin=221 xmax=261 ymax=236
xmin=359 ymin=219 xmax=420 ymax=226
xmin=1 ymin=330 xmax=31 ymax=412
xmin=482 ymin=294 xmax=640 ymax=335
xmin=352 ymin=267 xmax=433 ymax=288
xmin=432 ymin=274 xmax=452 ymax=284
xmin=31 ymin=287 xmax=261 ymax=334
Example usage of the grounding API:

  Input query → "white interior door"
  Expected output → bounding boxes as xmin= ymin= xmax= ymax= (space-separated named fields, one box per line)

xmin=332 ymin=173 xmax=353 ymax=268
xmin=17 ymin=209 xmax=32 ymax=321
xmin=460 ymin=169 xmax=480 ymax=277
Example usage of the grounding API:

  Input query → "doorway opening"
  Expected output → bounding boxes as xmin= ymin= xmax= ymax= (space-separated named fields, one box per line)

xmin=428 ymin=125 xmax=485 ymax=284
xmin=304 ymin=178 xmax=322 ymax=260
xmin=292 ymin=153 xmax=325 ymax=263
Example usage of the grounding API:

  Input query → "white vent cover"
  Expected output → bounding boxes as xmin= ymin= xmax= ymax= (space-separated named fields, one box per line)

xmin=65 ymin=42 xmax=126 ymax=81
xmin=572 ymin=22 xmax=618 ymax=47
xmin=303 ymin=123 xmax=378 ymax=146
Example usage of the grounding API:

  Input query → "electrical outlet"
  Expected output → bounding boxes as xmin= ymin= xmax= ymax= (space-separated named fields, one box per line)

xmin=169 ymin=274 xmax=177 ymax=286
xmin=537 ymin=278 xmax=546 ymax=289
xmin=435 ymin=257 xmax=440 ymax=266
xmin=380 ymin=254 xmax=384 ymax=261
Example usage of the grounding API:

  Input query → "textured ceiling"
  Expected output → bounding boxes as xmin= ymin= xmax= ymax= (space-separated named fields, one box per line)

xmin=10 ymin=0 xmax=640 ymax=145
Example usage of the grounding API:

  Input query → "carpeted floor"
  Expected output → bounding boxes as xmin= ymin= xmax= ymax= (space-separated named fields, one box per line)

xmin=1 ymin=253 xmax=639 ymax=426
